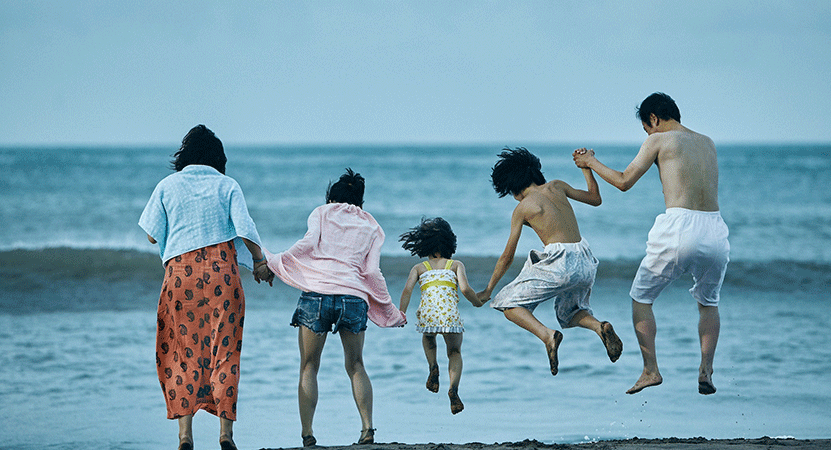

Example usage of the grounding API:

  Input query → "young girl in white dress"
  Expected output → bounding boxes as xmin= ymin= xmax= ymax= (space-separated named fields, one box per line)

xmin=399 ymin=217 xmax=485 ymax=414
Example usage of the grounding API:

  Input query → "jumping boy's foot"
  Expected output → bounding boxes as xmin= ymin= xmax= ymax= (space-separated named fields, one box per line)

xmin=546 ymin=330 xmax=563 ymax=376
xmin=426 ymin=364 xmax=440 ymax=393
xmin=600 ymin=321 xmax=623 ymax=362
xmin=448 ymin=387 xmax=464 ymax=414
xmin=626 ymin=370 xmax=663 ymax=394
xmin=698 ymin=371 xmax=716 ymax=395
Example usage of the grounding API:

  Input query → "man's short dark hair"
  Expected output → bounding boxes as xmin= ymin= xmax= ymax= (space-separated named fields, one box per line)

xmin=171 ymin=124 xmax=227 ymax=174
xmin=636 ymin=92 xmax=681 ymax=124
xmin=490 ymin=147 xmax=546 ymax=198
xmin=326 ymin=168 xmax=365 ymax=207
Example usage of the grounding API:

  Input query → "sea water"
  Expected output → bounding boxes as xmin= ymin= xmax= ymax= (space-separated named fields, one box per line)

xmin=0 ymin=144 xmax=829 ymax=449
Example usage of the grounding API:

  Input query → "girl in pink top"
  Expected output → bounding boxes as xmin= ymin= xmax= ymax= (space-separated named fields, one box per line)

xmin=264 ymin=169 xmax=405 ymax=447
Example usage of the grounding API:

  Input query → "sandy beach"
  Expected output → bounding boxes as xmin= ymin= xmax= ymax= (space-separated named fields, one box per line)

xmin=260 ymin=437 xmax=831 ymax=450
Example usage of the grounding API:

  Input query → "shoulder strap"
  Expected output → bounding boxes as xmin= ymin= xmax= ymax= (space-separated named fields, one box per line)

xmin=444 ymin=260 xmax=454 ymax=270
xmin=422 ymin=261 xmax=432 ymax=271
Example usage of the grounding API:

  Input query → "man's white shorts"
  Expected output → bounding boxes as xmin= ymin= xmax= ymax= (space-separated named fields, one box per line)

xmin=630 ymin=208 xmax=730 ymax=306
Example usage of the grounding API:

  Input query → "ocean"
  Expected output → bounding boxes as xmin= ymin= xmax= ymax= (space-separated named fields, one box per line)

xmin=1 ymin=144 xmax=829 ymax=449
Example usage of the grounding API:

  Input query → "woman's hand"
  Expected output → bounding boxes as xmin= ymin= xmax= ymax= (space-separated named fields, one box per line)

xmin=253 ymin=262 xmax=274 ymax=286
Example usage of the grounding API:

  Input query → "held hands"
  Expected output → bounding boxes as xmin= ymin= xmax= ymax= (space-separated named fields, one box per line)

xmin=476 ymin=289 xmax=491 ymax=307
xmin=253 ymin=262 xmax=274 ymax=286
xmin=572 ymin=148 xmax=595 ymax=168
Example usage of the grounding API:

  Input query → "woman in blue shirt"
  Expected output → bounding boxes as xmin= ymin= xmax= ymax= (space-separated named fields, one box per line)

xmin=140 ymin=125 xmax=272 ymax=450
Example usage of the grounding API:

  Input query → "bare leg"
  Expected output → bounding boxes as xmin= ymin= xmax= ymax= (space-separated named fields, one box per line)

xmin=442 ymin=333 xmax=464 ymax=414
xmin=422 ymin=333 xmax=439 ymax=392
xmin=339 ymin=330 xmax=373 ymax=435
xmin=219 ymin=417 xmax=237 ymax=450
xmin=627 ymin=300 xmax=662 ymax=394
xmin=698 ymin=303 xmax=720 ymax=395
xmin=298 ymin=326 xmax=327 ymax=440
xmin=178 ymin=415 xmax=193 ymax=450
xmin=568 ymin=310 xmax=623 ymax=362
xmin=503 ymin=307 xmax=563 ymax=375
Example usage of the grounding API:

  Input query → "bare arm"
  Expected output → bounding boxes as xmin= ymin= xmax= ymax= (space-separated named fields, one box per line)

xmin=558 ymin=168 xmax=602 ymax=206
xmin=147 ymin=234 xmax=157 ymax=244
xmin=573 ymin=146 xmax=654 ymax=192
xmin=399 ymin=265 xmax=420 ymax=314
xmin=454 ymin=261 xmax=485 ymax=307
xmin=478 ymin=205 xmax=525 ymax=301
xmin=241 ymin=237 xmax=273 ymax=286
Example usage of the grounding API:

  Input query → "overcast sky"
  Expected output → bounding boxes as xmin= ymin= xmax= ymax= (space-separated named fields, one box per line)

xmin=1 ymin=1 xmax=829 ymax=146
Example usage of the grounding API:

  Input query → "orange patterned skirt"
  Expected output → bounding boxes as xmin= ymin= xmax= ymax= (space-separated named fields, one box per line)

xmin=156 ymin=241 xmax=245 ymax=420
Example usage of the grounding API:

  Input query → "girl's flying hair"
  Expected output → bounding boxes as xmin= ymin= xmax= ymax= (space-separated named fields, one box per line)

xmin=399 ymin=217 xmax=457 ymax=259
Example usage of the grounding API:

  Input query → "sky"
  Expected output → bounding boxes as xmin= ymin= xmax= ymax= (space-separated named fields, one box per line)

xmin=1 ymin=1 xmax=829 ymax=147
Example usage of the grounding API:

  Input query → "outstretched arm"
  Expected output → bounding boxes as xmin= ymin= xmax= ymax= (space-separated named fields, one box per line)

xmin=455 ymin=261 xmax=486 ymax=307
xmin=399 ymin=265 xmax=419 ymax=314
xmin=573 ymin=146 xmax=654 ymax=192
xmin=478 ymin=206 xmax=525 ymax=301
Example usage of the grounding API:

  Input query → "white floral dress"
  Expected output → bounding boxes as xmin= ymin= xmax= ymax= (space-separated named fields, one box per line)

xmin=416 ymin=260 xmax=464 ymax=333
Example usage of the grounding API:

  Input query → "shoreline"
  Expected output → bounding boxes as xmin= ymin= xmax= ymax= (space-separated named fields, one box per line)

xmin=260 ymin=437 xmax=831 ymax=450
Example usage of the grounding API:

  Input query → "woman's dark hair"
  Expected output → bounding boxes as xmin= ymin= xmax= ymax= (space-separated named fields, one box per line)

xmin=326 ymin=168 xmax=365 ymax=207
xmin=636 ymin=92 xmax=681 ymax=124
xmin=171 ymin=124 xmax=227 ymax=174
xmin=399 ymin=217 xmax=457 ymax=259
xmin=490 ymin=147 xmax=546 ymax=198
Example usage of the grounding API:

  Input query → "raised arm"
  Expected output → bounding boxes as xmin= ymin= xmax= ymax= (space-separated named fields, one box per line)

xmin=399 ymin=264 xmax=420 ymax=314
xmin=478 ymin=205 xmax=525 ymax=301
xmin=454 ymin=261 xmax=486 ymax=307
xmin=558 ymin=168 xmax=602 ymax=206
xmin=573 ymin=145 xmax=655 ymax=192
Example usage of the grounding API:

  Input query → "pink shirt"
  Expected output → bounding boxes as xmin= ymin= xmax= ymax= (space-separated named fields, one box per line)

xmin=265 ymin=203 xmax=406 ymax=328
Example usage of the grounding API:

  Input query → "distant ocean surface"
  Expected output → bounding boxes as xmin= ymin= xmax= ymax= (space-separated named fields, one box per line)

xmin=1 ymin=144 xmax=829 ymax=449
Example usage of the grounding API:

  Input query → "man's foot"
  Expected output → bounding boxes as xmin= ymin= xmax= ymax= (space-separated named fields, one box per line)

xmin=426 ymin=364 xmax=439 ymax=393
xmin=448 ymin=387 xmax=464 ymax=414
xmin=302 ymin=435 xmax=317 ymax=447
xmin=626 ymin=371 xmax=663 ymax=394
xmin=546 ymin=330 xmax=563 ymax=376
xmin=178 ymin=440 xmax=193 ymax=450
xmin=600 ymin=321 xmax=623 ymax=362
xmin=699 ymin=371 xmax=716 ymax=395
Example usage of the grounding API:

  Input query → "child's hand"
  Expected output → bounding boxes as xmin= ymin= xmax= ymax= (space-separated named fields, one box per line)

xmin=476 ymin=290 xmax=491 ymax=306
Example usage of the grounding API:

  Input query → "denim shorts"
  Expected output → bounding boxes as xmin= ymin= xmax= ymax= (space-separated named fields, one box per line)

xmin=290 ymin=291 xmax=369 ymax=334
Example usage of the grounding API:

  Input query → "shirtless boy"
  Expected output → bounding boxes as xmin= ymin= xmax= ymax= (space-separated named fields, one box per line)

xmin=573 ymin=92 xmax=730 ymax=395
xmin=478 ymin=148 xmax=622 ymax=376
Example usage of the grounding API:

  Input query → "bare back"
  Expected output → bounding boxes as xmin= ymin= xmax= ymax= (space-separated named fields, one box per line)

xmin=643 ymin=127 xmax=720 ymax=211
xmin=517 ymin=181 xmax=582 ymax=245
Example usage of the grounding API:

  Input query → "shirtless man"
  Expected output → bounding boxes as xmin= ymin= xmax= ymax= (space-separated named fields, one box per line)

xmin=478 ymin=148 xmax=623 ymax=376
xmin=573 ymin=92 xmax=730 ymax=395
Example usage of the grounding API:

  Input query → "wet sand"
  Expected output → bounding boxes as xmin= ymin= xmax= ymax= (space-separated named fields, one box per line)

xmin=260 ymin=437 xmax=830 ymax=450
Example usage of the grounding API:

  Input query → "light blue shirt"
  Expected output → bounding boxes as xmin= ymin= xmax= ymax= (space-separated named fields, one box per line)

xmin=139 ymin=165 xmax=263 ymax=270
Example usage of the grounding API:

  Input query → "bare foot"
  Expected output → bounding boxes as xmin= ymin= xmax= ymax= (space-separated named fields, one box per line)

xmin=600 ymin=321 xmax=623 ymax=363
xmin=426 ymin=364 xmax=439 ymax=393
xmin=448 ymin=387 xmax=464 ymax=414
xmin=546 ymin=330 xmax=563 ymax=376
xmin=626 ymin=371 xmax=663 ymax=394
xmin=699 ymin=371 xmax=716 ymax=395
